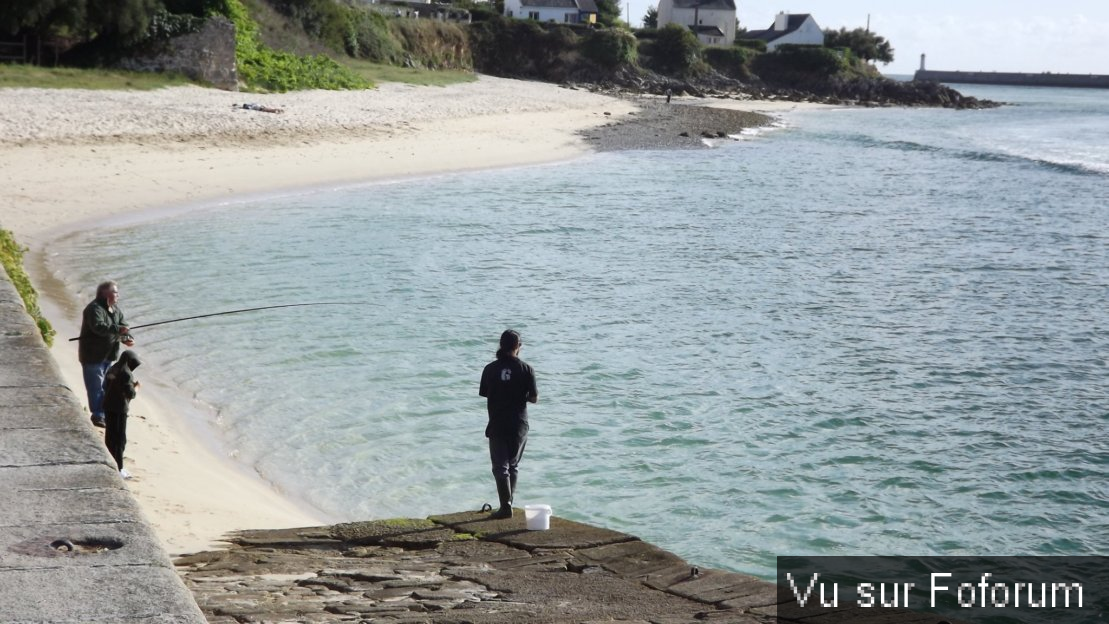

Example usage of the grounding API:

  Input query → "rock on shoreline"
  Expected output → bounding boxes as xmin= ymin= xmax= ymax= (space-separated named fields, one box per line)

xmin=582 ymin=99 xmax=774 ymax=151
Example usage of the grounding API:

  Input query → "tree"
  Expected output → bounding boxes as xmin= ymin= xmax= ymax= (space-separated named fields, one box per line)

xmin=582 ymin=27 xmax=637 ymax=67
xmin=84 ymin=0 xmax=162 ymax=42
xmin=642 ymin=5 xmax=657 ymax=29
xmin=594 ymin=0 xmax=621 ymax=27
xmin=0 ymin=0 xmax=84 ymax=37
xmin=823 ymin=26 xmax=894 ymax=64
xmin=1 ymin=0 xmax=162 ymax=48
xmin=650 ymin=22 xmax=701 ymax=75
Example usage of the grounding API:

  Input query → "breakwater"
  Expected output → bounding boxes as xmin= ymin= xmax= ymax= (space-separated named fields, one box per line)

xmin=914 ymin=69 xmax=1109 ymax=89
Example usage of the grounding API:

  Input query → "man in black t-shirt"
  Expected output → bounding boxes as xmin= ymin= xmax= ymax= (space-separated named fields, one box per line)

xmin=479 ymin=329 xmax=538 ymax=519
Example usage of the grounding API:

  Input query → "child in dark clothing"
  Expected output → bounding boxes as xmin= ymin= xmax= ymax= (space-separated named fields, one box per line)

xmin=103 ymin=350 xmax=141 ymax=479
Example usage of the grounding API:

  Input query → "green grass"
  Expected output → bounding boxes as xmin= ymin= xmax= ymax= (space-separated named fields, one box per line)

xmin=0 ymin=230 xmax=55 ymax=346
xmin=0 ymin=61 xmax=475 ymax=90
xmin=0 ymin=63 xmax=193 ymax=90
xmin=341 ymin=59 xmax=476 ymax=86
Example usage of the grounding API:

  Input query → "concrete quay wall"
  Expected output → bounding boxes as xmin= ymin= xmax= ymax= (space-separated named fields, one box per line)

xmin=0 ymin=273 xmax=205 ymax=623
xmin=914 ymin=69 xmax=1109 ymax=89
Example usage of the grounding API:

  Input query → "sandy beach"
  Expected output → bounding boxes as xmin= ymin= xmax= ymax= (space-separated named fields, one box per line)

xmin=0 ymin=75 xmax=806 ymax=557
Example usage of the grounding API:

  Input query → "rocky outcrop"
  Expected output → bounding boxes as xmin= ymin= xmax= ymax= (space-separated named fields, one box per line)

xmin=778 ymin=74 xmax=999 ymax=109
xmin=562 ymin=65 xmax=999 ymax=110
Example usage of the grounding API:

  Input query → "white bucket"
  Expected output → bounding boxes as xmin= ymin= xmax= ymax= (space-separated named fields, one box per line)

xmin=523 ymin=504 xmax=552 ymax=531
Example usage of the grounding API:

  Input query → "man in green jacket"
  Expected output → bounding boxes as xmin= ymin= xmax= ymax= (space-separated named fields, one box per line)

xmin=78 ymin=280 xmax=134 ymax=428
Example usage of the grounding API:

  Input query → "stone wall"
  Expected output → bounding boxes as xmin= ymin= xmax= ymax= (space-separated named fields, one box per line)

xmin=120 ymin=17 xmax=238 ymax=91
xmin=0 ymin=272 xmax=206 ymax=623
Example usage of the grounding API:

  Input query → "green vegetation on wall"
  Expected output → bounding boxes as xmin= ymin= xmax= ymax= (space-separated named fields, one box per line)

xmin=468 ymin=17 xmax=579 ymax=79
xmin=750 ymin=44 xmax=846 ymax=83
xmin=391 ymin=20 xmax=471 ymax=70
xmin=145 ymin=9 xmax=208 ymax=40
xmin=581 ymin=28 xmax=637 ymax=68
xmin=733 ymin=38 xmax=766 ymax=52
xmin=266 ymin=0 xmax=354 ymax=53
xmin=703 ymin=45 xmax=757 ymax=80
xmin=638 ymin=23 xmax=703 ymax=77
xmin=344 ymin=10 xmax=405 ymax=64
xmin=0 ymin=230 xmax=55 ymax=346
xmin=259 ymin=0 xmax=468 ymax=69
xmin=223 ymin=0 xmax=370 ymax=91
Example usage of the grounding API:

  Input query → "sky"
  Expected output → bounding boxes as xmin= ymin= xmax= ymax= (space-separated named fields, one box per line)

xmin=620 ymin=0 xmax=1109 ymax=76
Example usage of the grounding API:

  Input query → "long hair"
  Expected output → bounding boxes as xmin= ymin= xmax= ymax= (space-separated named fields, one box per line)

xmin=496 ymin=329 xmax=521 ymax=359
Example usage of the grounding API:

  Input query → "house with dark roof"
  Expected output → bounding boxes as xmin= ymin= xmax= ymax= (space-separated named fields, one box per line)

xmin=503 ymin=0 xmax=598 ymax=25
xmin=657 ymin=0 xmax=737 ymax=46
xmin=745 ymin=12 xmax=823 ymax=51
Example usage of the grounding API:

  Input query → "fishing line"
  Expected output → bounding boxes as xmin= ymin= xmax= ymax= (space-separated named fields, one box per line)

xmin=67 ymin=302 xmax=364 ymax=342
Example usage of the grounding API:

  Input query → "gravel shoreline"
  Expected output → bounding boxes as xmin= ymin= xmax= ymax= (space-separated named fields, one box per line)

xmin=583 ymin=97 xmax=774 ymax=151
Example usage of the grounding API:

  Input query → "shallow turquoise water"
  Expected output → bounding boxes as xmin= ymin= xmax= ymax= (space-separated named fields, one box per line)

xmin=51 ymin=84 xmax=1109 ymax=578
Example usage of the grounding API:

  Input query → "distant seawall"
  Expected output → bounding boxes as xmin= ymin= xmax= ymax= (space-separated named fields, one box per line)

xmin=915 ymin=69 xmax=1109 ymax=89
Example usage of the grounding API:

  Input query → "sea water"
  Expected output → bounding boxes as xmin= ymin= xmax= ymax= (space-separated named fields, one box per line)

xmin=48 ymin=84 xmax=1108 ymax=578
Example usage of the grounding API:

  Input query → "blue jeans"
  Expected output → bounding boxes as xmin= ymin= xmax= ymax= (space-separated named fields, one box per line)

xmin=82 ymin=361 xmax=111 ymax=419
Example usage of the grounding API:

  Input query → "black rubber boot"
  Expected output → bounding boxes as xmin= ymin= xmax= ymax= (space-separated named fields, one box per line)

xmin=509 ymin=473 xmax=518 ymax=507
xmin=490 ymin=477 xmax=512 ymax=519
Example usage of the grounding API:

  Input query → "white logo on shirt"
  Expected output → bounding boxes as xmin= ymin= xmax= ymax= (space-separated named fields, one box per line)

xmin=501 ymin=368 xmax=512 ymax=381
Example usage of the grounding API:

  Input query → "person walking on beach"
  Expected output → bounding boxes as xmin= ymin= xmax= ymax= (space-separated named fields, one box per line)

xmin=479 ymin=329 xmax=538 ymax=519
xmin=102 ymin=350 xmax=141 ymax=479
xmin=78 ymin=280 xmax=134 ymax=428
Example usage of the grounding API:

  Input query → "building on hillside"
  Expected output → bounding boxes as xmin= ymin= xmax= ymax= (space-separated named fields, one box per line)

xmin=656 ymin=0 xmax=737 ymax=46
xmin=503 ymin=0 xmax=598 ymax=24
xmin=744 ymin=12 xmax=823 ymax=51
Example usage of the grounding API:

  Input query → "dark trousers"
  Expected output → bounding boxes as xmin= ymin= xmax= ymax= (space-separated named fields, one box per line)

xmin=488 ymin=434 xmax=527 ymax=480
xmin=105 ymin=410 xmax=128 ymax=470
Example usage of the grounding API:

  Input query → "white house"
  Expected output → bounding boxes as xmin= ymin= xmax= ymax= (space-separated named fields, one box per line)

xmin=503 ymin=0 xmax=598 ymax=24
xmin=657 ymin=0 xmax=737 ymax=46
xmin=745 ymin=12 xmax=823 ymax=51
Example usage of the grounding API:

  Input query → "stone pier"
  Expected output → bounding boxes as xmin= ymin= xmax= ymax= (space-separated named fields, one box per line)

xmin=177 ymin=511 xmax=958 ymax=623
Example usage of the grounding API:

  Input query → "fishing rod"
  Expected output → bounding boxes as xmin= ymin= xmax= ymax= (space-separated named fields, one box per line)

xmin=67 ymin=302 xmax=362 ymax=342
